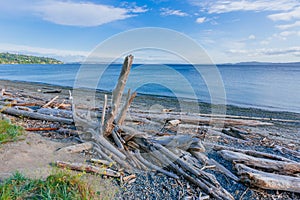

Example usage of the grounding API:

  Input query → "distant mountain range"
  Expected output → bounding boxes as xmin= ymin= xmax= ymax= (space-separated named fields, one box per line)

xmin=0 ymin=52 xmax=63 ymax=64
xmin=222 ymin=61 xmax=300 ymax=66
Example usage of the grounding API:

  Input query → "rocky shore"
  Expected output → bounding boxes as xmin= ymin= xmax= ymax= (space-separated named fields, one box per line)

xmin=0 ymin=79 xmax=300 ymax=200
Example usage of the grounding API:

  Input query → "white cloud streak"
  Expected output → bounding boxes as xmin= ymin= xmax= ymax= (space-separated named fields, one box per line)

xmin=228 ymin=47 xmax=300 ymax=57
xmin=160 ymin=8 xmax=189 ymax=17
xmin=196 ymin=17 xmax=206 ymax=24
xmin=268 ymin=6 xmax=300 ymax=21
xmin=190 ymin=0 xmax=299 ymax=14
xmin=276 ymin=21 xmax=300 ymax=29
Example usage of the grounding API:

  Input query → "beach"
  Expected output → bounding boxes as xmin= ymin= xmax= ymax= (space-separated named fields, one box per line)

xmin=1 ymin=79 xmax=300 ymax=199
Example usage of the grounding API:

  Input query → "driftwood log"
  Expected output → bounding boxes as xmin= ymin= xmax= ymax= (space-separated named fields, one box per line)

xmin=0 ymin=105 xmax=73 ymax=124
xmin=236 ymin=164 xmax=300 ymax=193
xmin=219 ymin=150 xmax=300 ymax=175
xmin=56 ymin=161 xmax=120 ymax=177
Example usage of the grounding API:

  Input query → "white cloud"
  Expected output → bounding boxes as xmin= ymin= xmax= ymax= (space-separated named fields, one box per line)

xmin=0 ymin=0 xmax=146 ymax=27
xmin=248 ymin=34 xmax=256 ymax=40
xmin=276 ymin=21 xmax=300 ymax=29
xmin=189 ymin=0 xmax=299 ymax=14
xmin=196 ymin=17 xmax=206 ymax=24
xmin=280 ymin=31 xmax=297 ymax=36
xmin=268 ymin=6 xmax=300 ymax=21
xmin=227 ymin=47 xmax=300 ymax=57
xmin=160 ymin=8 xmax=189 ymax=17
xmin=32 ymin=1 xmax=135 ymax=27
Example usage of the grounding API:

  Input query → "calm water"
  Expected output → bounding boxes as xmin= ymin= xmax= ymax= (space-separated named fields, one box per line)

xmin=0 ymin=63 xmax=299 ymax=113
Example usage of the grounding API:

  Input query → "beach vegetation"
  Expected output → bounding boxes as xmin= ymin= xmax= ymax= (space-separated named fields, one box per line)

xmin=0 ymin=170 xmax=118 ymax=199
xmin=0 ymin=119 xmax=24 ymax=144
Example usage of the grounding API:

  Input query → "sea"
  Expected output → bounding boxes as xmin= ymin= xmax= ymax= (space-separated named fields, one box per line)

xmin=0 ymin=63 xmax=299 ymax=113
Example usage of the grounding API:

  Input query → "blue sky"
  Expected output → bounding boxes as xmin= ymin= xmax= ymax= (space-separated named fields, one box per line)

xmin=0 ymin=0 xmax=299 ymax=63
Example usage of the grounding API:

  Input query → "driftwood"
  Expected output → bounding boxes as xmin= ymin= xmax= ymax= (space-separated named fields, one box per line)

xmin=89 ymin=158 xmax=112 ymax=166
xmin=42 ymin=95 xmax=59 ymax=108
xmin=25 ymin=127 xmax=59 ymax=131
xmin=0 ymin=105 xmax=73 ymax=124
xmin=116 ymin=89 xmax=136 ymax=126
xmin=58 ymin=142 xmax=93 ymax=153
xmin=208 ymin=158 xmax=239 ymax=182
xmin=219 ymin=150 xmax=300 ymax=175
xmin=274 ymin=145 xmax=300 ymax=159
xmin=104 ymin=55 xmax=133 ymax=136
xmin=206 ymin=142 xmax=296 ymax=163
xmin=56 ymin=161 xmax=120 ymax=177
xmin=236 ymin=164 xmax=300 ymax=193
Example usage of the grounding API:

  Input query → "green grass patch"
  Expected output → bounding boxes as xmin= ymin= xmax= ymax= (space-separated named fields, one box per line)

xmin=0 ymin=170 xmax=118 ymax=200
xmin=0 ymin=120 xmax=24 ymax=144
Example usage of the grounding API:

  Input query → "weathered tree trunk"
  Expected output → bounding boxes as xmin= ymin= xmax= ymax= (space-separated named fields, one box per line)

xmin=0 ymin=105 xmax=73 ymax=124
xmin=236 ymin=164 xmax=300 ymax=193
xmin=104 ymin=55 xmax=134 ymax=136
xmin=219 ymin=150 xmax=300 ymax=175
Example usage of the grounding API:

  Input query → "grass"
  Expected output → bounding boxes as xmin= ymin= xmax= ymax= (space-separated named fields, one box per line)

xmin=0 ymin=120 xmax=24 ymax=144
xmin=0 ymin=170 xmax=118 ymax=200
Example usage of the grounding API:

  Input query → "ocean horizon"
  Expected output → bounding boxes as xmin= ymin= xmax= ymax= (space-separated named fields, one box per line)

xmin=0 ymin=63 xmax=299 ymax=114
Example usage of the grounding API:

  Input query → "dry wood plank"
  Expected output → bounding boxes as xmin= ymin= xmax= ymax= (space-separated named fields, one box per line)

xmin=42 ymin=95 xmax=59 ymax=108
xmin=58 ymin=142 xmax=93 ymax=153
xmin=56 ymin=161 xmax=120 ymax=177
xmin=0 ymin=105 xmax=73 ymax=124
xmin=219 ymin=150 xmax=300 ymax=175
xmin=236 ymin=164 xmax=300 ymax=193
xmin=25 ymin=127 xmax=59 ymax=131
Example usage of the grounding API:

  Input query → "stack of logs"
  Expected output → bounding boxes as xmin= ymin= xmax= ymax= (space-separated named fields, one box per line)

xmin=1 ymin=55 xmax=300 ymax=199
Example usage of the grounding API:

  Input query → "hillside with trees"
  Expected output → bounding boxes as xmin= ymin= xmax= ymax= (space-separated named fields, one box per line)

xmin=0 ymin=53 xmax=63 ymax=64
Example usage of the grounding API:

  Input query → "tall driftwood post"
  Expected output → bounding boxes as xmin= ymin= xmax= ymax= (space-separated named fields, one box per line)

xmin=104 ymin=55 xmax=134 ymax=136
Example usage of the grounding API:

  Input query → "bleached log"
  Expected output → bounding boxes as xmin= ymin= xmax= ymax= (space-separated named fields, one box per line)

xmin=205 ymin=142 xmax=296 ymax=163
xmin=42 ymin=95 xmax=59 ymax=108
xmin=190 ymin=151 xmax=209 ymax=165
xmin=94 ymin=134 xmax=126 ymax=160
xmin=101 ymin=94 xmax=107 ymax=127
xmin=89 ymin=158 xmax=112 ymax=166
xmin=134 ymin=150 xmax=179 ymax=179
xmin=37 ymin=108 xmax=73 ymax=119
xmin=274 ymin=145 xmax=300 ymax=159
xmin=104 ymin=55 xmax=134 ymax=136
xmin=56 ymin=161 xmax=120 ymax=177
xmin=222 ymin=128 xmax=246 ymax=140
xmin=116 ymin=89 xmax=136 ymax=125
xmin=58 ymin=142 xmax=93 ymax=153
xmin=219 ymin=150 xmax=300 ymax=175
xmin=208 ymin=158 xmax=239 ymax=182
xmin=236 ymin=164 xmax=300 ymax=193
xmin=0 ymin=105 xmax=73 ymax=124
xmin=111 ymin=129 xmax=124 ymax=149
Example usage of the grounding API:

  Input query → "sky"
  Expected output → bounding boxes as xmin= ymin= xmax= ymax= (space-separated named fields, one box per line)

xmin=0 ymin=0 xmax=299 ymax=64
